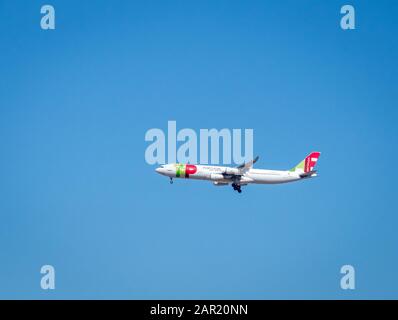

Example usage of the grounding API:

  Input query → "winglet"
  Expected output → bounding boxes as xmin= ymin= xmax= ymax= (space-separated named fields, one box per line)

xmin=237 ymin=156 xmax=259 ymax=170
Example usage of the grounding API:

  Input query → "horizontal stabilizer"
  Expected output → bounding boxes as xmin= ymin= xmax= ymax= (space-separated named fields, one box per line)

xmin=299 ymin=170 xmax=317 ymax=178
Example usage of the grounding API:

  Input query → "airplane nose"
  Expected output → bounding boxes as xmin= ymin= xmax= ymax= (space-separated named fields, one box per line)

xmin=155 ymin=167 xmax=165 ymax=175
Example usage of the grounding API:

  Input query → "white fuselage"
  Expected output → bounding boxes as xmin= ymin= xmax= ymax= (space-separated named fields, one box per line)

xmin=155 ymin=164 xmax=302 ymax=185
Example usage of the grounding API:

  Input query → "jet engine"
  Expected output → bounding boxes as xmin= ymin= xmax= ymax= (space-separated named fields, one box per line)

xmin=213 ymin=182 xmax=229 ymax=186
xmin=224 ymin=167 xmax=240 ymax=175
xmin=210 ymin=173 xmax=224 ymax=181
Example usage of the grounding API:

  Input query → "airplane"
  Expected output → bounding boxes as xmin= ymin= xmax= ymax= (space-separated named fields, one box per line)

xmin=155 ymin=152 xmax=321 ymax=193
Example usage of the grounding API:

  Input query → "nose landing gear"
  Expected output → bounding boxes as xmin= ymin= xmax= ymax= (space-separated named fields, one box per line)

xmin=170 ymin=178 xmax=173 ymax=184
xmin=232 ymin=183 xmax=242 ymax=193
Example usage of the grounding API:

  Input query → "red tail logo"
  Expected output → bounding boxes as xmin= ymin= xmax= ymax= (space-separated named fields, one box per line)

xmin=304 ymin=152 xmax=321 ymax=173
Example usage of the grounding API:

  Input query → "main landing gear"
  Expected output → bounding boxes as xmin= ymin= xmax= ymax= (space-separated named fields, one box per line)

xmin=232 ymin=183 xmax=242 ymax=193
xmin=170 ymin=178 xmax=173 ymax=184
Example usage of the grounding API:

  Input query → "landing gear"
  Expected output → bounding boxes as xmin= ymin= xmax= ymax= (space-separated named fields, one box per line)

xmin=170 ymin=178 xmax=173 ymax=184
xmin=232 ymin=183 xmax=242 ymax=193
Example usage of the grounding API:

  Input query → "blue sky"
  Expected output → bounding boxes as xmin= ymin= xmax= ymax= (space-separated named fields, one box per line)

xmin=0 ymin=0 xmax=397 ymax=299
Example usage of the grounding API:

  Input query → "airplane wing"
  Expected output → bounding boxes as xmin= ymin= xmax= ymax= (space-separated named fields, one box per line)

xmin=237 ymin=156 xmax=259 ymax=170
xmin=217 ymin=157 xmax=259 ymax=183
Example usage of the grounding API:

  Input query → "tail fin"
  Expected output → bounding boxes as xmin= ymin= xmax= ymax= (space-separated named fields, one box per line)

xmin=290 ymin=152 xmax=321 ymax=173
